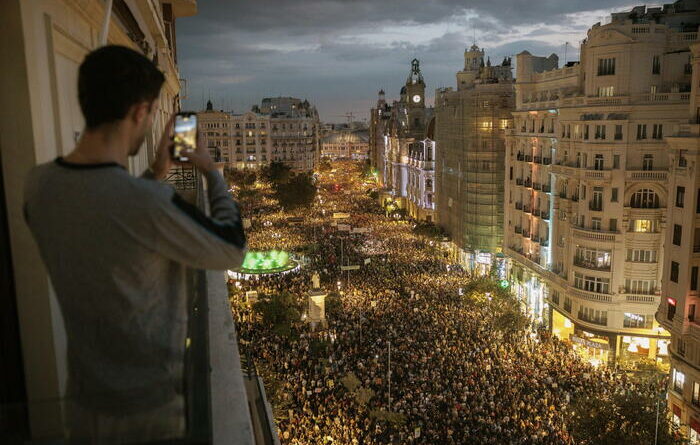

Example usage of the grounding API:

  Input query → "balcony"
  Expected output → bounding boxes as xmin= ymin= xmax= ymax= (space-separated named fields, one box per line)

xmin=570 ymin=287 xmax=613 ymax=304
xmin=514 ymin=225 xmax=523 ymax=234
xmin=542 ymin=184 xmax=552 ymax=193
xmin=573 ymin=256 xmax=611 ymax=272
xmin=541 ymin=212 xmax=550 ymax=221
xmin=516 ymin=153 xmax=525 ymax=161
xmin=524 ymin=155 xmax=533 ymax=162
xmin=572 ymin=226 xmax=618 ymax=243
xmin=625 ymin=170 xmax=668 ymax=182
xmin=533 ymin=182 xmax=541 ymax=191
xmin=523 ymin=178 xmax=532 ymax=188
xmin=624 ymin=294 xmax=658 ymax=305
xmin=532 ymin=208 xmax=541 ymax=217
xmin=514 ymin=202 xmax=523 ymax=210
xmin=588 ymin=202 xmax=603 ymax=212
xmin=533 ymin=156 xmax=542 ymax=164
xmin=515 ymin=178 xmax=523 ymax=186
xmin=583 ymin=169 xmax=611 ymax=181
xmin=542 ymin=157 xmax=552 ymax=165
xmin=523 ymin=205 xmax=531 ymax=214
xmin=522 ymin=230 xmax=531 ymax=238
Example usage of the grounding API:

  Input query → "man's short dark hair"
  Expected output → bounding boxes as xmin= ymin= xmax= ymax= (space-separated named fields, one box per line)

xmin=78 ymin=45 xmax=165 ymax=129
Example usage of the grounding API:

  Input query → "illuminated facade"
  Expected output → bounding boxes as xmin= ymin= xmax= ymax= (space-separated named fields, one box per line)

xmin=659 ymin=39 xmax=700 ymax=443
xmin=321 ymin=130 xmax=369 ymax=160
xmin=369 ymin=90 xmax=391 ymax=186
xmin=504 ymin=4 xmax=700 ymax=366
xmin=375 ymin=59 xmax=435 ymax=222
xmin=198 ymin=97 xmax=320 ymax=172
xmin=434 ymin=45 xmax=514 ymax=274
xmin=406 ymin=124 xmax=437 ymax=222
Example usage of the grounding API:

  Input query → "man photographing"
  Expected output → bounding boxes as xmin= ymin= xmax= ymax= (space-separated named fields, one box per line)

xmin=23 ymin=45 xmax=247 ymax=443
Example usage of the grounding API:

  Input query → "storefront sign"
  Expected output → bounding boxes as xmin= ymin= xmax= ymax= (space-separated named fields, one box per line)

xmin=571 ymin=335 xmax=610 ymax=351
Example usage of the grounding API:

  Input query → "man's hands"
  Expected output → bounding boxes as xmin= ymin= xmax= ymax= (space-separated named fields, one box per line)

xmin=150 ymin=114 xmax=215 ymax=180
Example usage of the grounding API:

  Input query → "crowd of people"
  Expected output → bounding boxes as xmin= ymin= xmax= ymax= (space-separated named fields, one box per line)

xmin=228 ymin=162 xmax=664 ymax=444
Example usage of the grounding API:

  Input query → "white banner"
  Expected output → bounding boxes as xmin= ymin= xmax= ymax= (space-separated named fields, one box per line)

xmin=332 ymin=212 xmax=350 ymax=219
xmin=340 ymin=265 xmax=360 ymax=271
xmin=352 ymin=227 xmax=369 ymax=234
xmin=337 ymin=224 xmax=351 ymax=231
xmin=245 ymin=291 xmax=258 ymax=304
xmin=308 ymin=294 xmax=326 ymax=323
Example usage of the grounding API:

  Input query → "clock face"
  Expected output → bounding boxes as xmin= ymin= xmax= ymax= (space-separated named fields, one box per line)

xmin=412 ymin=94 xmax=421 ymax=103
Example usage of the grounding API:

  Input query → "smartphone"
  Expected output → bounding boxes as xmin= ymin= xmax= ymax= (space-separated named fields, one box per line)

xmin=172 ymin=112 xmax=197 ymax=162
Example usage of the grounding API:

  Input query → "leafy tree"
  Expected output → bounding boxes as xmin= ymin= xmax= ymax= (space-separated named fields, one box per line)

xmin=253 ymin=292 xmax=301 ymax=337
xmin=319 ymin=157 xmax=332 ymax=172
xmin=273 ymin=172 xmax=317 ymax=209
xmin=264 ymin=161 xmax=292 ymax=184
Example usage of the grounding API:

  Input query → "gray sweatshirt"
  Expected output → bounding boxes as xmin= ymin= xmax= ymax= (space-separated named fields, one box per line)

xmin=24 ymin=157 xmax=247 ymax=415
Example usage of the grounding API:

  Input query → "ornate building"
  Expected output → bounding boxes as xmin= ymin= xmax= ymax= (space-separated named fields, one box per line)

xmin=374 ymin=59 xmax=435 ymax=222
xmin=504 ymin=3 xmax=700 ymax=370
xmin=321 ymin=129 xmax=369 ymax=161
xmin=198 ymin=97 xmax=320 ymax=172
xmin=369 ymin=90 xmax=391 ymax=185
xmin=434 ymin=45 xmax=514 ymax=274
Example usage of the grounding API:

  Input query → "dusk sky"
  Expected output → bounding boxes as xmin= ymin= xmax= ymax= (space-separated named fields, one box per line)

xmin=177 ymin=0 xmax=639 ymax=123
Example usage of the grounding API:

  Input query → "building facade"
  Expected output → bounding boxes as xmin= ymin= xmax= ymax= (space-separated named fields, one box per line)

xmin=321 ymin=129 xmax=369 ymax=161
xmin=198 ymin=97 xmax=320 ymax=172
xmin=406 ymin=122 xmax=437 ymax=222
xmin=369 ymin=90 xmax=392 ymax=187
xmin=659 ymin=37 xmax=700 ymax=444
xmin=434 ymin=45 xmax=514 ymax=274
xmin=505 ymin=3 xmax=700 ymax=366
xmin=374 ymin=59 xmax=435 ymax=222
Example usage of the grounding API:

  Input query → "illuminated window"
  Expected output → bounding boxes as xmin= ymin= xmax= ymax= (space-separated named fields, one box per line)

xmin=499 ymin=119 xmax=510 ymax=129
xmin=480 ymin=121 xmax=493 ymax=130
xmin=631 ymin=219 xmax=655 ymax=232
xmin=673 ymin=368 xmax=686 ymax=393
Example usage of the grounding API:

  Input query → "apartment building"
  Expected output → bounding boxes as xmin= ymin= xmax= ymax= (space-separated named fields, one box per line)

xmin=659 ymin=37 xmax=700 ymax=442
xmin=198 ymin=97 xmax=320 ymax=172
xmin=434 ymin=45 xmax=514 ymax=274
xmin=505 ymin=2 xmax=700 ymax=366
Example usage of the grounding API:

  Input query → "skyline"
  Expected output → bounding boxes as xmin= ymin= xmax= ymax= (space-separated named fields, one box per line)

xmin=177 ymin=0 xmax=640 ymax=122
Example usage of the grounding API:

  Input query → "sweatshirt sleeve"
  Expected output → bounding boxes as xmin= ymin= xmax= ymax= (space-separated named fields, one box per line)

xmin=148 ymin=169 xmax=247 ymax=270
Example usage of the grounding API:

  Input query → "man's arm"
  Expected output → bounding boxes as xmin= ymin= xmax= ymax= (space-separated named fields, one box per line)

xmin=144 ymin=118 xmax=247 ymax=270
xmin=148 ymin=168 xmax=247 ymax=270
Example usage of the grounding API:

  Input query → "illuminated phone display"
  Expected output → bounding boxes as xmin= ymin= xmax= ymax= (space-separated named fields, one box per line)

xmin=173 ymin=113 xmax=197 ymax=161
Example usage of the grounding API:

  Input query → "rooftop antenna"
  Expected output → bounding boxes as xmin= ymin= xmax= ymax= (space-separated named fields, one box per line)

xmin=564 ymin=42 xmax=569 ymax=65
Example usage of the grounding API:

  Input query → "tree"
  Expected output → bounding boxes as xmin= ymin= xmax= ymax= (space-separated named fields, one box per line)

xmin=253 ymin=292 xmax=301 ymax=337
xmin=264 ymin=161 xmax=292 ymax=184
xmin=273 ymin=172 xmax=317 ymax=209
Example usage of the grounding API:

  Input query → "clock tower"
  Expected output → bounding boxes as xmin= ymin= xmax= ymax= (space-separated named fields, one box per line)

xmin=405 ymin=58 xmax=425 ymax=108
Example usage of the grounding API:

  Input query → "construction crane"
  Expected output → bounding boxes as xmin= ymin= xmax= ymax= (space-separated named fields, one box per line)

xmin=331 ymin=112 xmax=356 ymax=124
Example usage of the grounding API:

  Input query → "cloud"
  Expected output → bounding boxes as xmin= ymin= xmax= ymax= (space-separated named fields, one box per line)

xmin=177 ymin=0 xmax=638 ymax=120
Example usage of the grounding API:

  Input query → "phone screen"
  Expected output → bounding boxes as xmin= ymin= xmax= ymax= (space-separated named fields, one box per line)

xmin=173 ymin=114 xmax=197 ymax=161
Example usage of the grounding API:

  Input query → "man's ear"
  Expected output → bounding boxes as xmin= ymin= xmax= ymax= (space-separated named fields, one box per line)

xmin=130 ymin=101 xmax=153 ymax=127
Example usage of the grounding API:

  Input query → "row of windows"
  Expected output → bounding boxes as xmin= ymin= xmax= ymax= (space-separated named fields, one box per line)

xmin=596 ymin=55 xmax=663 ymax=77
xmin=560 ymin=123 xmax=663 ymax=140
